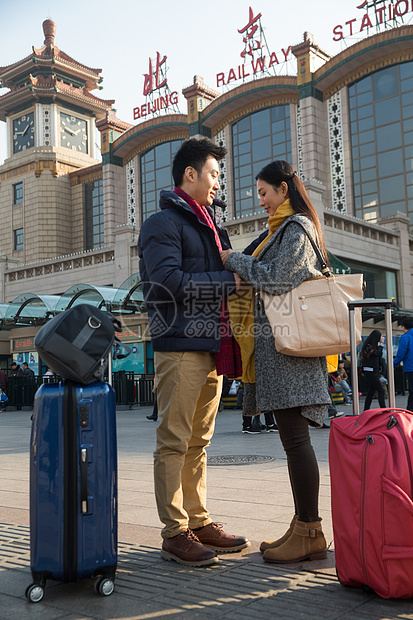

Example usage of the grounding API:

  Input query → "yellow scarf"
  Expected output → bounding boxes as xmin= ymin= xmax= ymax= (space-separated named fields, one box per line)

xmin=228 ymin=199 xmax=295 ymax=383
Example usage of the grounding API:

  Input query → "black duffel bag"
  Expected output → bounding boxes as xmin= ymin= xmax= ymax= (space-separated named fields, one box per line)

xmin=35 ymin=304 xmax=125 ymax=385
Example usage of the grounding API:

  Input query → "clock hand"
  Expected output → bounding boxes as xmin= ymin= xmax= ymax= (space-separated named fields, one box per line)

xmin=64 ymin=127 xmax=75 ymax=136
xmin=72 ymin=128 xmax=81 ymax=135
xmin=22 ymin=124 xmax=29 ymax=136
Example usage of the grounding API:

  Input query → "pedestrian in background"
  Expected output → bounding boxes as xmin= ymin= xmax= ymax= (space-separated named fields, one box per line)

xmin=394 ymin=318 xmax=413 ymax=411
xmin=361 ymin=329 xmax=386 ymax=410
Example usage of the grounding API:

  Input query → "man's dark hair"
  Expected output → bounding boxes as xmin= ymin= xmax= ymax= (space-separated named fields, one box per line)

xmin=22 ymin=362 xmax=28 ymax=367
xmin=172 ymin=138 xmax=226 ymax=186
xmin=11 ymin=362 xmax=17 ymax=367
xmin=403 ymin=318 xmax=413 ymax=330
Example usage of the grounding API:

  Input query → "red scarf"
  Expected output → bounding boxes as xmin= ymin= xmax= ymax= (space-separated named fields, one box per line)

xmin=174 ymin=187 xmax=241 ymax=379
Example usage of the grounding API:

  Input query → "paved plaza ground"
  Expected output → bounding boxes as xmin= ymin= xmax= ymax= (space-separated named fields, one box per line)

xmin=1 ymin=397 xmax=413 ymax=619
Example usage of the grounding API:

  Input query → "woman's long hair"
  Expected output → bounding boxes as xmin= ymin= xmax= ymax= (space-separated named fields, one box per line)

xmin=256 ymin=160 xmax=328 ymax=262
xmin=361 ymin=329 xmax=382 ymax=361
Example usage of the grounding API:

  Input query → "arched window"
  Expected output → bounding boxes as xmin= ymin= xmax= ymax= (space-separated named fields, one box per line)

xmin=349 ymin=61 xmax=413 ymax=226
xmin=140 ymin=139 xmax=183 ymax=221
xmin=232 ymin=106 xmax=291 ymax=217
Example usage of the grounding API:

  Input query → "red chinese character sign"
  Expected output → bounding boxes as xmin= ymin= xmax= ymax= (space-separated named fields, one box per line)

xmin=216 ymin=6 xmax=294 ymax=89
xmin=133 ymin=51 xmax=180 ymax=121
xmin=332 ymin=0 xmax=413 ymax=43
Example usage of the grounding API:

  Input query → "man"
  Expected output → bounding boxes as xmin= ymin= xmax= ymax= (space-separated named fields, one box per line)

xmin=10 ymin=362 xmax=23 ymax=376
xmin=22 ymin=362 xmax=35 ymax=377
xmin=138 ymin=138 xmax=249 ymax=567
xmin=394 ymin=318 xmax=413 ymax=411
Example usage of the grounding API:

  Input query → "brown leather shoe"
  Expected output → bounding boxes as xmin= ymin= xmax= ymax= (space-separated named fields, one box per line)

xmin=161 ymin=530 xmax=219 ymax=567
xmin=193 ymin=522 xmax=250 ymax=553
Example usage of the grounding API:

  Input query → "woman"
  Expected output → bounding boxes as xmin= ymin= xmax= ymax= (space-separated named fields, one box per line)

xmin=220 ymin=160 xmax=330 ymax=564
xmin=360 ymin=330 xmax=386 ymax=410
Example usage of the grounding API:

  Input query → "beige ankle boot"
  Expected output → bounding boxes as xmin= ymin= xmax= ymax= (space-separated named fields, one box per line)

xmin=260 ymin=515 xmax=297 ymax=553
xmin=263 ymin=519 xmax=327 ymax=564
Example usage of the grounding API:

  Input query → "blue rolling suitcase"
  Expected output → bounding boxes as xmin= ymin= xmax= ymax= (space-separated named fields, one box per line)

xmin=26 ymin=381 xmax=117 ymax=603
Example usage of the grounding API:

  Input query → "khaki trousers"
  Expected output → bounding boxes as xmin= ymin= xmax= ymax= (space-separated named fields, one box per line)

xmin=153 ymin=351 xmax=222 ymax=539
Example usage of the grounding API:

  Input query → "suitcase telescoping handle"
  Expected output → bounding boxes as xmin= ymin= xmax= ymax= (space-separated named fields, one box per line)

xmin=348 ymin=299 xmax=396 ymax=415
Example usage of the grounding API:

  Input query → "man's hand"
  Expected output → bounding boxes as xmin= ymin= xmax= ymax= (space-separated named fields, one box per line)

xmin=233 ymin=273 xmax=242 ymax=292
xmin=220 ymin=249 xmax=233 ymax=266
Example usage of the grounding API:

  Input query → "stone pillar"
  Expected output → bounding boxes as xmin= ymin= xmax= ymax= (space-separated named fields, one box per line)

xmin=182 ymin=76 xmax=219 ymax=137
xmin=379 ymin=213 xmax=413 ymax=309
xmin=304 ymin=179 xmax=326 ymax=226
xmin=113 ymin=225 xmax=137 ymax=287
xmin=292 ymin=33 xmax=331 ymax=187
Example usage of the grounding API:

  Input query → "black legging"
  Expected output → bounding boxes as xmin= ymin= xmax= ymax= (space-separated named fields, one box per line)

xmin=363 ymin=372 xmax=386 ymax=410
xmin=274 ymin=407 xmax=320 ymax=523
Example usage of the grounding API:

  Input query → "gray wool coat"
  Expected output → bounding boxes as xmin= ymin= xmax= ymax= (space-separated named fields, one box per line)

xmin=225 ymin=214 xmax=330 ymax=427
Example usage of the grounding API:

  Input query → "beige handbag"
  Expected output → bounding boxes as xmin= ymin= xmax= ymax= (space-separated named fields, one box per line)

xmin=259 ymin=223 xmax=363 ymax=357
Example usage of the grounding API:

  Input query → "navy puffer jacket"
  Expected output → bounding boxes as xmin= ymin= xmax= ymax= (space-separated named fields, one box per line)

xmin=138 ymin=190 xmax=236 ymax=352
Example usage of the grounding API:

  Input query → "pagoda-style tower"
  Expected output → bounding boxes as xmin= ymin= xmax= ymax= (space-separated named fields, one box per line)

xmin=0 ymin=19 xmax=116 ymax=262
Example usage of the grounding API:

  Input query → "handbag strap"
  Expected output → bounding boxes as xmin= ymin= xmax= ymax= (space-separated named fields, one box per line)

xmin=278 ymin=218 xmax=331 ymax=277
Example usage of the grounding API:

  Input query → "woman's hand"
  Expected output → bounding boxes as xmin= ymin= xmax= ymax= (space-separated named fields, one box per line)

xmin=220 ymin=249 xmax=233 ymax=266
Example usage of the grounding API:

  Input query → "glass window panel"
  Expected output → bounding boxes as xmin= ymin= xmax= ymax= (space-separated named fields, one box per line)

xmin=271 ymin=119 xmax=285 ymax=134
xmin=237 ymin=117 xmax=250 ymax=132
xmin=360 ymin=155 xmax=376 ymax=169
xmin=361 ymin=168 xmax=376 ymax=182
xmin=238 ymin=130 xmax=250 ymax=144
xmin=405 ymin=131 xmax=413 ymax=145
xmin=401 ymin=76 xmax=413 ymax=93
xmin=377 ymin=149 xmax=403 ymax=177
xmin=252 ymin=136 xmax=271 ymax=162
xmin=406 ymin=171 xmax=413 ymax=185
xmin=379 ymin=174 xmax=405 ymax=203
xmin=353 ymin=171 xmax=361 ymax=185
xmin=271 ymin=106 xmax=286 ymax=122
xmin=240 ymin=187 xmax=254 ymax=200
xmin=155 ymin=144 xmax=170 ymax=169
xmin=350 ymin=109 xmax=358 ymax=122
xmin=352 ymin=146 xmax=359 ymax=158
xmin=407 ymin=185 xmax=413 ymax=198
xmin=376 ymin=123 xmax=402 ymax=151
xmin=155 ymin=167 xmax=171 ymax=187
xmin=239 ymin=164 xmax=250 ymax=178
xmin=362 ymin=193 xmax=378 ymax=208
xmin=402 ymin=91 xmax=413 ymax=106
xmin=400 ymin=62 xmax=413 ymax=80
xmin=251 ymin=109 xmax=270 ymax=139
xmin=238 ymin=141 xmax=250 ymax=155
xmin=352 ymin=134 xmax=359 ymax=146
xmin=358 ymin=117 xmax=374 ymax=131
xmin=363 ymin=180 xmax=377 ymax=194
xmin=357 ymin=104 xmax=373 ymax=119
xmin=359 ymin=130 xmax=374 ymax=144
xmin=357 ymin=91 xmax=372 ymax=106
xmin=402 ymin=104 xmax=413 ymax=119
xmin=404 ymin=118 xmax=413 ymax=132
xmin=374 ymin=96 xmax=400 ymax=126
xmin=355 ymin=196 xmax=362 ymax=209
xmin=381 ymin=201 xmax=405 ymax=216
xmin=353 ymin=159 xmax=360 ymax=171
xmin=355 ymin=76 xmax=372 ymax=94
xmin=405 ymin=157 xmax=413 ymax=172
xmin=373 ymin=66 xmax=400 ymax=100
xmin=354 ymin=183 xmax=361 ymax=196
xmin=360 ymin=142 xmax=375 ymax=156
xmin=351 ymin=121 xmax=358 ymax=134
xmin=239 ymin=175 xmax=251 ymax=189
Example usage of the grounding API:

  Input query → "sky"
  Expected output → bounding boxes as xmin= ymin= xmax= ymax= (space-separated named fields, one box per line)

xmin=0 ymin=0 xmax=404 ymax=163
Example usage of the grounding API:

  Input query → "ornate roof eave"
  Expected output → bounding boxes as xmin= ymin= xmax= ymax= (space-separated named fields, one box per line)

xmin=112 ymin=114 xmax=189 ymax=160
xmin=0 ymin=49 xmax=102 ymax=91
xmin=314 ymin=25 xmax=413 ymax=99
xmin=0 ymin=82 xmax=115 ymax=121
xmin=96 ymin=109 xmax=133 ymax=133
xmin=200 ymin=75 xmax=299 ymax=131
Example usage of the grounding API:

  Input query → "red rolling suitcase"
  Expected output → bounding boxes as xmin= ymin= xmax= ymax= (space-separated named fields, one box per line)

xmin=329 ymin=299 xmax=413 ymax=599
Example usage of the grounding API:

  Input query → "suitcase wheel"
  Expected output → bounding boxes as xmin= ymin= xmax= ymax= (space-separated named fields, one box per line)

xmin=26 ymin=583 xmax=45 ymax=603
xmin=94 ymin=576 xmax=115 ymax=597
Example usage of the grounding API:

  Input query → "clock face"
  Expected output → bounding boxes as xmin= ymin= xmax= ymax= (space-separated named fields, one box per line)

xmin=13 ymin=112 xmax=35 ymax=153
xmin=60 ymin=113 xmax=88 ymax=153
